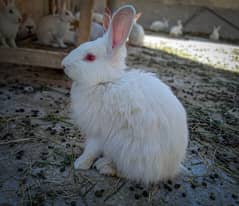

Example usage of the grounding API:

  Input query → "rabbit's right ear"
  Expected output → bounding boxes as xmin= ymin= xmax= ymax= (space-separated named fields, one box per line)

xmin=56 ymin=0 xmax=64 ymax=13
xmin=106 ymin=5 xmax=135 ymax=53
xmin=134 ymin=12 xmax=142 ymax=22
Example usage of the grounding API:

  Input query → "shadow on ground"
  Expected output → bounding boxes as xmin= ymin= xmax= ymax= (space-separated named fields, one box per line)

xmin=0 ymin=45 xmax=238 ymax=206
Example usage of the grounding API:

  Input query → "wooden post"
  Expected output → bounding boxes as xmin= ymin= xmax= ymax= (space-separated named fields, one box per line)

xmin=0 ymin=48 xmax=66 ymax=69
xmin=75 ymin=0 xmax=94 ymax=45
xmin=106 ymin=0 xmax=117 ymax=12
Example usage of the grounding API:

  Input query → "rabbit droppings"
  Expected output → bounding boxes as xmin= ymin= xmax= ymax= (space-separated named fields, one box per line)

xmin=62 ymin=5 xmax=188 ymax=185
xmin=0 ymin=0 xmax=22 ymax=48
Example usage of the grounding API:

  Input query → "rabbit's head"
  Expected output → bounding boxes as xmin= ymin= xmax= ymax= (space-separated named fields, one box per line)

xmin=1 ymin=0 xmax=22 ymax=24
xmin=56 ymin=0 xmax=74 ymax=23
xmin=62 ymin=5 xmax=136 ymax=85
xmin=20 ymin=14 xmax=36 ymax=35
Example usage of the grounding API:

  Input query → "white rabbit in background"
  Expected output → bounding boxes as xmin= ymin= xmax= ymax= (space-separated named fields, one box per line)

xmin=75 ymin=11 xmax=104 ymax=24
xmin=0 ymin=0 xmax=22 ymax=48
xmin=64 ymin=11 xmax=104 ymax=45
xmin=170 ymin=20 xmax=183 ymax=37
xmin=128 ymin=12 xmax=145 ymax=46
xmin=150 ymin=18 xmax=169 ymax=32
xmin=62 ymin=5 xmax=188 ymax=185
xmin=209 ymin=26 xmax=221 ymax=41
xmin=36 ymin=0 xmax=74 ymax=48
xmin=92 ymin=12 xmax=103 ymax=24
xmin=64 ymin=22 xmax=104 ymax=45
xmin=18 ymin=14 xmax=36 ymax=39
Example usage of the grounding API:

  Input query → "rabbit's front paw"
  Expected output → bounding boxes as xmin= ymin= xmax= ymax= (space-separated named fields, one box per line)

xmin=94 ymin=157 xmax=117 ymax=176
xmin=74 ymin=156 xmax=94 ymax=170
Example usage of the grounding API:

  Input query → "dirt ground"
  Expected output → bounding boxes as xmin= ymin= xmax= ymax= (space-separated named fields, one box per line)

xmin=0 ymin=43 xmax=239 ymax=206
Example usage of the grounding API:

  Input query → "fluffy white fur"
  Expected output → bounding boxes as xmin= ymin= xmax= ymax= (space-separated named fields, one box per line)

xmin=128 ymin=16 xmax=144 ymax=46
xmin=0 ymin=0 xmax=22 ymax=48
xmin=209 ymin=26 xmax=221 ymax=41
xmin=36 ymin=3 xmax=74 ymax=48
xmin=150 ymin=18 xmax=169 ymax=32
xmin=62 ymin=5 xmax=188 ymax=185
xmin=170 ymin=20 xmax=183 ymax=37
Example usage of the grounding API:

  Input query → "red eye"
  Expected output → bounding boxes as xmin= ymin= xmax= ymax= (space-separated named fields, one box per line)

xmin=84 ymin=53 xmax=96 ymax=62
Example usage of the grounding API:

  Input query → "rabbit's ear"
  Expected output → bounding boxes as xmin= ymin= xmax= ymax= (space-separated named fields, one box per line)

xmin=134 ymin=12 xmax=142 ymax=22
xmin=106 ymin=5 xmax=135 ymax=52
xmin=56 ymin=0 xmax=64 ymax=13
xmin=217 ymin=26 xmax=221 ymax=31
xmin=61 ymin=0 xmax=66 ymax=11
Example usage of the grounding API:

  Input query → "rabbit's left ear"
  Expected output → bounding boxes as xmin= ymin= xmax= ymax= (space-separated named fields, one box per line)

xmin=61 ymin=0 xmax=66 ymax=10
xmin=134 ymin=12 xmax=142 ymax=22
xmin=106 ymin=5 xmax=135 ymax=52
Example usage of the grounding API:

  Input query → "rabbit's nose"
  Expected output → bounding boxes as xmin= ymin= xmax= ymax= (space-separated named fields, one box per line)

xmin=27 ymin=25 xmax=33 ymax=29
xmin=18 ymin=18 xmax=22 ymax=23
xmin=26 ymin=26 xmax=33 ymax=32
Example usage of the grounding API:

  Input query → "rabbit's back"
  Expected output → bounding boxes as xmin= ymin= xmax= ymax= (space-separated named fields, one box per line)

xmin=71 ymin=69 xmax=188 ymax=184
xmin=37 ymin=15 xmax=68 ymax=42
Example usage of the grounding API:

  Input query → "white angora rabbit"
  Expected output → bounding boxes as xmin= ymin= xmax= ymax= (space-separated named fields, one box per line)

xmin=62 ymin=5 xmax=188 ymax=185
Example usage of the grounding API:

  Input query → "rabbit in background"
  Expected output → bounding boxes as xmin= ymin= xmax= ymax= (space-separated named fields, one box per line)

xmin=18 ymin=14 xmax=36 ymax=39
xmin=150 ymin=18 xmax=169 ymax=32
xmin=36 ymin=0 xmax=74 ymax=48
xmin=128 ymin=12 xmax=145 ymax=46
xmin=0 ymin=0 xmax=22 ymax=48
xmin=209 ymin=26 xmax=221 ymax=41
xmin=170 ymin=20 xmax=183 ymax=37
xmin=64 ymin=10 xmax=105 ymax=45
xmin=62 ymin=5 xmax=188 ymax=185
